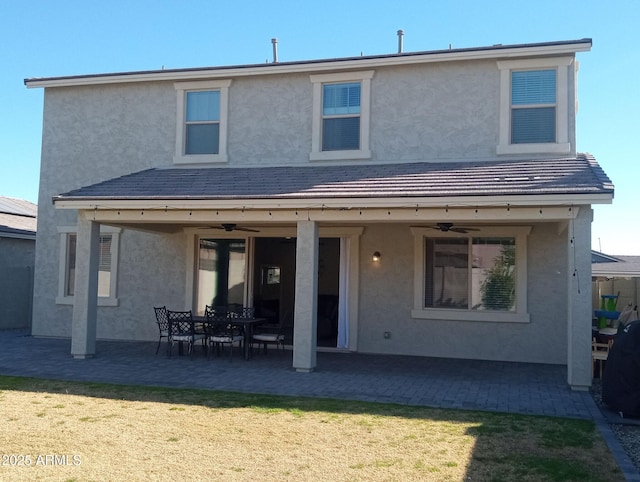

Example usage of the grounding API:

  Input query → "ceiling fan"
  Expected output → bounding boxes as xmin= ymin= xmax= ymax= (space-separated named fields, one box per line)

xmin=202 ymin=223 xmax=260 ymax=233
xmin=421 ymin=222 xmax=479 ymax=234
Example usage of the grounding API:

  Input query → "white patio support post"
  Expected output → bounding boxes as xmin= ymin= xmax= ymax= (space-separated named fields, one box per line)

xmin=70 ymin=211 xmax=100 ymax=359
xmin=567 ymin=207 xmax=593 ymax=390
xmin=293 ymin=220 xmax=319 ymax=373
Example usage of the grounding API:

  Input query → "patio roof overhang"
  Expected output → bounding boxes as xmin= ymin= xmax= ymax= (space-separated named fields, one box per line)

xmin=53 ymin=192 xmax=613 ymax=211
xmin=52 ymin=154 xmax=613 ymax=233
xmin=57 ymin=197 xmax=601 ymax=235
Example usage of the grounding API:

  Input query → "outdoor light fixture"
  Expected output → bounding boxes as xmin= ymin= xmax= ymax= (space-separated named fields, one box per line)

xmin=372 ymin=251 xmax=381 ymax=262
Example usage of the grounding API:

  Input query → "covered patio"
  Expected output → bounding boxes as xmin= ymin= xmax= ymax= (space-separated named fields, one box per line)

xmin=50 ymin=157 xmax=610 ymax=389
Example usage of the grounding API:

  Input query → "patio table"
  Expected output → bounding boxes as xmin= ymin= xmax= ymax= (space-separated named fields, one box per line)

xmin=193 ymin=316 xmax=266 ymax=360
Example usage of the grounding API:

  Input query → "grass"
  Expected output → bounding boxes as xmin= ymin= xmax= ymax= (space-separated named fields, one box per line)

xmin=0 ymin=375 xmax=624 ymax=481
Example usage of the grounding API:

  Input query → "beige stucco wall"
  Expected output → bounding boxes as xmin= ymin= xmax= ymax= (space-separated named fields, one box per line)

xmin=226 ymin=61 xmax=508 ymax=164
xmin=228 ymin=59 xmax=576 ymax=164
xmin=32 ymin=81 xmax=176 ymax=338
xmin=35 ymin=58 xmax=576 ymax=176
xmin=356 ymin=222 xmax=570 ymax=364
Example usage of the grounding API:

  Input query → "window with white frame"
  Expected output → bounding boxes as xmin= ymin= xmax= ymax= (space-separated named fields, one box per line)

xmin=185 ymin=90 xmax=220 ymax=154
xmin=497 ymin=57 xmax=572 ymax=155
xmin=411 ymin=226 xmax=531 ymax=323
xmin=174 ymin=79 xmax=231 ymax=164
xmin=322 ymin=82 xmax=361 ymax=151
xmin=310 ymin=71 xmax=373 ymax=161
xmin=511 ymin=69 xmax=556 ymax=144
xmin=425 ymin=237 xmax=516 ymax=310
xmin=57 ymin=226 xmax=121 ymax=306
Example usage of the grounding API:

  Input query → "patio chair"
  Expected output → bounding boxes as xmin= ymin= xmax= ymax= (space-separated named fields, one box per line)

xmin=251 ymin=310 xmax=288 ymax=356
xmin=153 ymin=306 xmax=169 ymax=355
xmin=592 ymin=337 xmax=613 ymax=379
xmin=166 ymin=310 xmax=205 ymax=358
xmin=226 ymin=306 xmax=255 ymax=345
xmin=204 ymin=305 xmax=244 ymax=361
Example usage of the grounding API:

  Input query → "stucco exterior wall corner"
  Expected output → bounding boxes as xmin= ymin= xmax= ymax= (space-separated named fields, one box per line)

xmin=566 ymin=207 xmax=594 ymax=388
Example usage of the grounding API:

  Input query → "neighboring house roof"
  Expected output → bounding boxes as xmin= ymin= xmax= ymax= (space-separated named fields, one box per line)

xmin=592 ymin=250 xmax=640 ymax=278
xmin=53 ymin=154 xmax=612 ymax=205
xmin=592 ymin=251 xmax=622 ymax=263
xmin=0 ymin=196 xmax=37 ymax=240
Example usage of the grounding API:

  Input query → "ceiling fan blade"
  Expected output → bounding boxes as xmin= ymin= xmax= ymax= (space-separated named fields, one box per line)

xmin=195 ymin=223 xmax=259 ymax=233
xmin=409 ymin=223 xmax=479 ymax=233
xmin=409 ymin=225 xmax=441 ymax=229
xmin=449 ymin=227 xmax=469 ymax=233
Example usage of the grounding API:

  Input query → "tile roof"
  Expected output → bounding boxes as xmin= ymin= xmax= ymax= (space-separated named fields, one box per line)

xmin=0 ymin=196 xmax=37 ymax=238
xmin=54 ymin=154 xmax=613 ymax=203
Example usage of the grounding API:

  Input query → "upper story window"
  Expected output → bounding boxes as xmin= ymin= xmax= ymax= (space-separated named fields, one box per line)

xmin=185 ymin=90 xmax=220 ymax=154
xmin=511 ymin=69 xmax=556 ymax=144
xmin=497 ymin=57 xmax=572 ymax=155
xmin=174 ymin=79 xmax=232 ymax=164
xmin=322 ymin=82 xmax=361 ymax=151
xmin=310 ymin=71 xmax=374 ymax=161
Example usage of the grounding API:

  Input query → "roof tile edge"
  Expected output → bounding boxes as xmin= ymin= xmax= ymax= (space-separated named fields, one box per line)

xmin=25 ymin=38 xmax=592 ymax=89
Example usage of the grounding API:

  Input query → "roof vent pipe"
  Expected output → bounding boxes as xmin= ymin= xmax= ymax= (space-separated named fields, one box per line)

xmin=271 ymin=38 xmax=278 ymax=63
xmin=397 ymin=29 xmax=404 ymax=53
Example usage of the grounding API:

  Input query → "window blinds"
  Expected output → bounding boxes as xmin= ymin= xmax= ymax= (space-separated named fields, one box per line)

xmin=511 ymin=69 xmax=556 ymax=144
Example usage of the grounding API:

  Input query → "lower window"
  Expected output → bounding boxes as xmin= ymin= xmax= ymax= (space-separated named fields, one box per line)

xmin=57 ymin=226 xmax=120 ymax=306
xmin=425 ymin=237 xmax=516 ymax=311
xmin=411 ymin=226 xmax=530 ymax=323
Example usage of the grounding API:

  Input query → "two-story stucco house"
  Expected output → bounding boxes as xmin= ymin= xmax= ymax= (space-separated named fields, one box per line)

xmin=25 ymin=38 xmax=613 ymax=389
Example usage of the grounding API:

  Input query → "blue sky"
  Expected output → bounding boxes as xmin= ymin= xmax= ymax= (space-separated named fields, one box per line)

xmin=1 ymin=0 xmax=638 ymax=254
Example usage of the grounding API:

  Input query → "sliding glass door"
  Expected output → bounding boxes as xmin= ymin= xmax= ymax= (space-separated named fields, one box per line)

xmin=196 ymin=239 xmax=246 ymax=315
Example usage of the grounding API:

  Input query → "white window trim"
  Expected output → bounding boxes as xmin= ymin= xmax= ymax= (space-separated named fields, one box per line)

xmin=174 ymin=79 xmax=232 ymax=164
xmin=309 ymin=70 xmax=374 ymax=161
xmin=56 ymin=225 xmax=121 ymax=307
xmin=410 ymin=226 xmax=531 ymax=323
xmin=497 ymin=57 xmax=572 ymax=155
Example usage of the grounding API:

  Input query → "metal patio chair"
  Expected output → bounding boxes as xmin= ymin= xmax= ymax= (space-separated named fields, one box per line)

xmin=153 ymin=306 xmax=169 ymax=355
xmin=166 ymin=310 xmax=205 ymax=358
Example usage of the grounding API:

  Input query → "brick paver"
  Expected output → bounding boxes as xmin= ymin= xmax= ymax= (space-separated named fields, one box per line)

xmin=0 ymin=329 xmax=595 ymax=419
